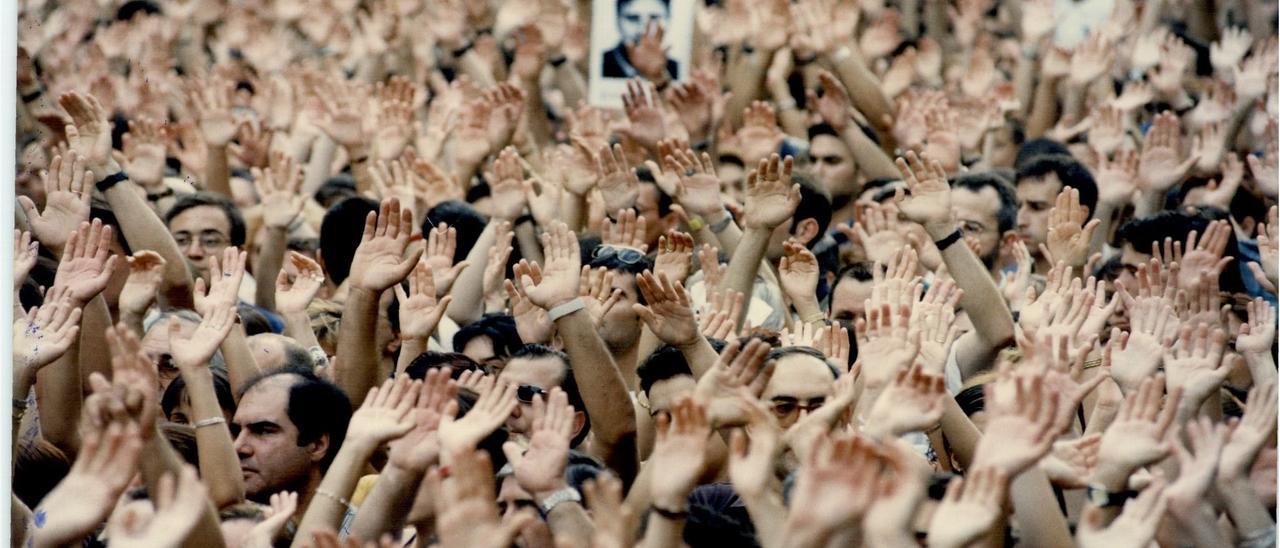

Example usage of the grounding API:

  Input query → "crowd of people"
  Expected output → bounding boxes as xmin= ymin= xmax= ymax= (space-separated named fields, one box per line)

xmin=10 ymin=0 xmax=1280 ymax=546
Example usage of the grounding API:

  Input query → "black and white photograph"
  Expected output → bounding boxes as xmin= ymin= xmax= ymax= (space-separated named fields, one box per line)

xmin=589 ymin=0 xmax=694 ymax=107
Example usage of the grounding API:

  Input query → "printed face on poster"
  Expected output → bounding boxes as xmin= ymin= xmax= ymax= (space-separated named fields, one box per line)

xmin=588 ymin=0 xmax=694 ymax=108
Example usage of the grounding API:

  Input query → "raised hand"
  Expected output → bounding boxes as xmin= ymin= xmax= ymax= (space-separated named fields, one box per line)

xmin=1218 ymin=383 xmax=1277 ymax=482
xmin=422 ymin=222 xmax=470 ymax=296
xmin=439 ymin=377 xmax=518 ymax=454
xmin=1165 ymin=417 xmax=1229 ymax=520
xmin=502 ymin=387 xmax=574 ymax=493
xmin=596 ymin=144 xmax=640 ymax=213
xmin=1138 ymin=112 xmax=1197 ymax=193
xmin=108 ymin=465 xmax=208 ymax=548
xmin=785 ymin=432 xmax=883 ymax=535
xmin=506 ymin=262 xmax=554 ymax=344
xmin=666 ymin=146 xmax=725 ymax=219
xmin=347 ymin=199 xmax=422 ymax=293
xmin=347 ymin=376 xmax=419 ymax=448
xmin=19 ymin=151 xmax=92 ymax=255
xmin=893 ymin=151 xmax=951 ymax=229
xmin=927 ymin=467 xmax=1008 ymax=548
xmin=808 ymin=71 xmax=854 ymax=132
xmin=1094 ymin=375 xmax=1182 ymax=489
xmin=778 ymin=241 xmax=819 ymax=307
xmin=693 ymin=338 xmax=773 ymax=427
xmin=667 ymin=80 xmax=717 ymax=142
xmin=103 ymin=324 xmax=160 ymax=432
xmin=652 ymin=230 xmax=693 ymax=283
xmin=1041 ymin=434 xmax=1101 ymax=489
xmin=1095 ymin=149 xmax=1140 ymax=208
xmin=1247 ymin=206 xmax=1278 ymax=293
xmin=51 ymin=219 xmax=119 ymax=306
xmin=243 ymin=491 xmax=298 ymax=548
xmin=698 ymin=288 xmax=743 ymax=339
xmin=168 ymin=302 xmax=235 ymax=370
xmin=387 ymin=367 xmax=458 ymax=473
xmin=633 ymin=270 xmax=699 ymax=349
xmin=522 ymin=177 xmax=563 ymax=228
xmin=394 ymin=258 xmax=453 ymax=341
xmin=855 ymin=300 xmax=920 ymax=389
xmin=59 ymin=91 xmax=119 ymax=175
xmin=33 ymin=413 xmax=143 ymax=548
xmin=736 ymin=102 xmax=784 ymax=165
xmin=1077 ymin=478 xmax=1167 ymax=548
xmin=486 ymin=147 xmax=529 ymax=222
xmin=1164 ymin=323 xmax=1229 ymax=411
xmin=743 ymin=154 xmax=799 ymax=230
xmin=1069 ymin=32 xmax=1114 ymax=87
xmin=649 ymin=397 xmax=712 ymax=508
xmin=314 ymin=80 xmax=370 ymax=150
xmin=618 ymin=79 xmax=666 ymax=150
xmin=228 ymin=121 xmax=273 ymax=170
xmin=727 ymin=400 xmax=782 ymax=499
xmin=625 ymin=20 xmax=670 ymax=81
xmin=1175 ymin=220 xmax=1234 ymax=289
xmin=602 ymin=208 xmax=649 ymax=251
xmin=518 ymin=222 xmax=581 ymax=310
xmin=13 ymin=230 xmax=37 ymax=293
xmin=482 ymin=223 xmax=515 ymax=306
xmin=1107 ymin=298 xmax=1175 ymax=394
xmin=253 ymin=153 xmax=306 ymax=230
xmin=1040 ymin=186 xmax=1100 ymax=268
xmin=863 ymin=363 xmax=946 ymax=438
xmin=850 ymin=203 xmax=909 ymax=266
xmin=13 ymin=286 xmax=81 ymax=381
xmin=193 ymin=246 xmax=246 ymax=316
xmin=579 ymin=266 xmax=622 ymax=328
xmin=973 ymin=372 xmax=1069 ymax=476
xmin=275 ymin=252 xmax=325 ymax=314
xmin=1236 ymin=298 xmax=1276 ymax=356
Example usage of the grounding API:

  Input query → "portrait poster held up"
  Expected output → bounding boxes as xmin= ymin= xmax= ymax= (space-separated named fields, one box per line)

xmin=588 ymin=0 xmax=695 ymax=107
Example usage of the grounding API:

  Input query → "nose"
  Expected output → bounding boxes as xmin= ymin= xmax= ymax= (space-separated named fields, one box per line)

xmin=232 ymin=430 xmax=251 ymax=457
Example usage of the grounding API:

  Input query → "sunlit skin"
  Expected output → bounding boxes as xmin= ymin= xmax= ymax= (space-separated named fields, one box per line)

xmin=168 ymin=205 xmax=233 ymax=280
xmin=232 ymin=375 xmax=327 ymax=503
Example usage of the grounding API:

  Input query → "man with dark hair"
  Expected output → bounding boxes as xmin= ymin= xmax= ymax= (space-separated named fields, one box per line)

xmin=319 ymin=196 xmax=379 ymax=287
xmin=950 ymin=172 xmax=1019 ymax=273
xmin=635 ymin=167 xmax=679 ymax=249
xmin=1015 ymin=153 xmax=1099 ymax=273
xmin=453 ymin=313 xmax=524 ymax=372
xmin=601 ymin=0 xmax=678 ymax=80
xmin=164 ymin=191 xmax=247 ymax=281
xmin=498 ymin=344 xmax=592 ymax=448
xmin=424 ymin=200 xmax=489 ymax=263
xmin=587 ymin=247 xmax=651 ymax=374
xmin=761 ymin=346 xmax=840 ymax=429
xmin=827 ymin=262 xmax=876 ymax=324
xmin=1013 ymin=138 xmax=1071 ymax=170
xmin=232 ymin=366 xmax=352 ymax=505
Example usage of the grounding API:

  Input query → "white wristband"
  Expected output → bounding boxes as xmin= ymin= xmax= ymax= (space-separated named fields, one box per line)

xmin=547 ymin=298 xmax=586 ymax=322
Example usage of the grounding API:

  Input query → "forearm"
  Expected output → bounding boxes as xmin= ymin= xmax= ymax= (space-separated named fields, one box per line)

xmin=1243 ymin=351 xmax=1278 ymax=386
xmin=291 ymin=438 xmax=379 ymax=547
xmin=725 ymin=49 xmax=772 ymax=128
xmin=335 ymin=288 xmax=382 ymax=407
xmin=397 ymin=338 xmax=425 ymax=375
xmin=184 ymin=370 xmax=246 ymax=507
xmin=103 ymin=182 xmax=194 ymax=309
xmin=555 ymin=309 xmax=638 ymax=483
xmin=544 ymin=502 xmax=595 ymax=546
xmin=36 ymin=347 xmax=81 ymax=458
xmin=456 ymin=51 xmax=498 ymax=87
xmin=553 ymin=64 xmax=588 ymax=110
xmin=446 ymin=222 xmax=498 ymax=325
xmin=349 ymin=464 xmax=424 ymax=542
xmin=1013 ymin=52 xmax=1038 ymax=120
xmin=348 ymin=148 xmax=375 ymax=194
xmin=829 ymin=51 xmax=894 ymax=142
xmin=741 ymin=491 xmax=788 ymax=548
xmin=520 ymin=78 xmax=553 ymax=148
xmin=204 ymin=145 xmax=232 ymax=198
xmin=1007 ymin=468 xmax=1072 ymax=548
xmin=1025 ymin=75 xmax=1062 ymax=140
xmin=302 ymin=136 xmax=338 ymax=195
xmin=138 ymin=432 xmax=227 ymax=548
xmin=282 ymin=311 xmax=323 ymax=352
xmin=776 ymin=105 xmax=809 ymax=140
xmin=677 ymin=336 xmax=720 ymax=379
xmin=514 ymin=221 xmax=545 ymax=267
xmin=1216 ymin=477 xmax=1275 ymax=535
xmin=720 ymin=227 xmax=771 ymax=329
xmin=840 ymin=126 xmax=900 ymax=181
xmin=939 ymin=392 xmax=981 ymax=470
xmin=221 ymin=324 xmax=262 ymax=402
xmin=926 ymin=222 xmax=1013 ymax=350
xmin=254 ymin=227 xmax=289 ymax=311
xmin=640 ymin=515 xmax=686 ymax=548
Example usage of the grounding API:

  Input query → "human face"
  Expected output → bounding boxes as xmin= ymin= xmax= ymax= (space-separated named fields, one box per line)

xmin=951 ymin=186 xmax=1003 ymax=266
xmin=168 ymin=205 xmax=233 ymax=278
xmin=498 ymin=477 xmax=555 ymax=548
xmin=499 ymin=356 xmax=566 ymax=435
xmin=166 ymin=390 xmax=233 ymax=426
xmin=233 ymin=376 xmax=322 ymax=502
xmin=617 ymin=0 xmax=667 ymax=45
xmin=145 ymin=316 xmax=198 ymax=393
xmin=462 ymin=336 xmax=506 ymax=373
xmin=599 ymin=272 xmax=642 ymax=352
xmin=1115 ymin=244 xmax=1149 ymax=296
xmin=829 ymin=277 xmax=874 ymax=325
xmin=636 ymin=184 xmax=673 ymax=249
xmin=644 ymin=375 xmax=697 ymax=421
xmin=761 ymin=354 xmax=835 ymax=429
xmin=1015 ymin=174 xmax=1061 ymax=249
xmin=809 ymin=135 xmax=856 ymax=194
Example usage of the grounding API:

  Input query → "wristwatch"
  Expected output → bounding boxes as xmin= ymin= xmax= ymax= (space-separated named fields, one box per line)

xmin=538 ymin=486 xmax=582 ymax=515
xmin=1085 ymin=484 xmax=1137 ymax=508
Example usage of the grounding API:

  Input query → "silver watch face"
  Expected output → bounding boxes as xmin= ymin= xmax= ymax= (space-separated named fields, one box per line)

xmin=1087 ymin=487 xmax=1107 ymax=506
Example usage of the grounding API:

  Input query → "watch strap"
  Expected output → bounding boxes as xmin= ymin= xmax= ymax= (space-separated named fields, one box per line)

xmin=934 ymin=229 xmax=963 ymax=251
xmin=96 ymin=171 xmax=129 ymax=193
xmin=538 ymin=487 xmax=582 ymax=514
xmin=548 ymin=298 xmax=586 ymax=322
xmin=708 ymin=211 xmax=734 ymax=234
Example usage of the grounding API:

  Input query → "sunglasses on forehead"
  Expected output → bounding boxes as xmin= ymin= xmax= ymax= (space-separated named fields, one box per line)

xmin=593 ymin=245 xmax=645 ymax=265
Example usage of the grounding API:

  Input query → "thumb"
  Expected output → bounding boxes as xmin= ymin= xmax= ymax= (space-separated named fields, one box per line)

xmin=501 ymin=441 xmax=524 ymax=469
xmin=17 ymin=195 xmax=38 ymax=220
xmin=395 ymin=248 xmax=426 ymax=279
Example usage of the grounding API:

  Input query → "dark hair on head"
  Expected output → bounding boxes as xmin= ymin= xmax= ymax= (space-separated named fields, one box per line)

xmin=404 ymin=352 xmax=483 ymax=380
xmin=14 ymin=439 xmax=70 ymax=509
xmin=315 ymin=174 xmax=358 ymax=209
xmin=950 ymin=172 xmax=1019 ymax=234
xmin=19 ymin=254 xmax=58 ymax=311
xmin=164 ymin=192 xmax=247 ymax=247
xmin=425 ymin=200 xmax=489 ymax=262
xmin=320 ymin=197 xmax=379 ymax=285
xmin=1117 ymin=209 xmax=1210 ymax=253
xmin=238 ymin=366 xmax=352 ymax=470
xmin=616 ymin=0 xmax=671 ymax=13
xmin=683 ymin=485 xmax=759 ymax=548
xmin=161 ymin=422 xmax=200 ymax=466
xmin=162 ymin=367 xmax=237 ymax=420
xmin=766 ymin=345 xmax=840 ymax=378
xmin=1016 ymin=154 xmax=1099 ymax=215
xmin=807 ymin=122 xmax=840 ymax=141
xmin=118 ymin=0 xmax=161 ymax=20
xmin=637 ymin=345 xmax=693 ymax=396
xmin=453 ymin=313 xmax=524 ymax=360
xmin=860 ymin=176 xmax=902 ymax=199
xmin=1014 ymin=138 xmax=1071 ymax=169
xmin=511 ymin=344 xmax=592 ymax=446
xmin=237 ymin=303 xmax=273 ymax=336
xmin=466 ymin=180 xmax=491 ymax=203
xmin=738 ymin=329 xmax=782 ymax=349
xmin=588 ymin=248 xmax=653 ymax=275
xmin=827 ymin=261 xmax=876 ymax=309
xmin=1173 ymin=178 xmax=1269 ymax=227
xmin=90 ymin=204 xmax=132 ymax=254
xmin=790 ymin=171 xmax=832 ymax=247
xmin=955 ymin=384 xmax=986 ymax=417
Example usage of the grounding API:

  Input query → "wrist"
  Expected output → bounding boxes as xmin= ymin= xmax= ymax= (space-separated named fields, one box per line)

xmin=1090 ymin=463 xmax=1132 ymax=491
xmin=532 ymin=480 xmax=572 ymax=504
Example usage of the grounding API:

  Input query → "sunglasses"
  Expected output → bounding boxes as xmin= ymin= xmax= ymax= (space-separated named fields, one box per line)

xmin=516 ymin=384 xmax=546 ymax=404
xmin=593 ymin=245 xmax=645 ymax=265
xmin=769 ymin=396 xmax=827 ymax=418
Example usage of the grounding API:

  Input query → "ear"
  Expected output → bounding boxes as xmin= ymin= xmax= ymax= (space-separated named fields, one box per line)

xmin=306 ymin=432 xmax=330 ymax=465
xmin=570 ymin=410 xmax=587 ymax=445
xmin=793 ymin=218 xmax=820 ymax=246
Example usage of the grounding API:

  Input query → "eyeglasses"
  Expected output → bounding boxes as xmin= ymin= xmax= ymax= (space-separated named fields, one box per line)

xmin=173 ymin=231 xmax=230 ymax=251
xmin=593 ymin=245 xmax=645 ymax=265
xmin=770 ymin=396 xmax=827 ymax=419
xmin=516 ymin=384 xmax=547 ymax=404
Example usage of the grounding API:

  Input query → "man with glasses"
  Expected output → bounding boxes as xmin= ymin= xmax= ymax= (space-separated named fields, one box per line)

xmin=164 ymin=192 xmax=248 ymax=284
xmin=759 ymin=347 xmax=839 ymax=430
xmin=498 ymin=344 xmax=591 ymax=448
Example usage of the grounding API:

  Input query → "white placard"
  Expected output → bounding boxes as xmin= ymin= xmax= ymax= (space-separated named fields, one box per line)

xmin=588 ymin=0 xmax=694 ymax=108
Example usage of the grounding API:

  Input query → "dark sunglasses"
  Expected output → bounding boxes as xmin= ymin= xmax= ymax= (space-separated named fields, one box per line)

xmin=593 ymin=245 xmax=645 ymax=265
xmin=516 ymin=384 xmax=546 ymax=404
xmin=770 ymin=396 xmax=827 ymax=418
